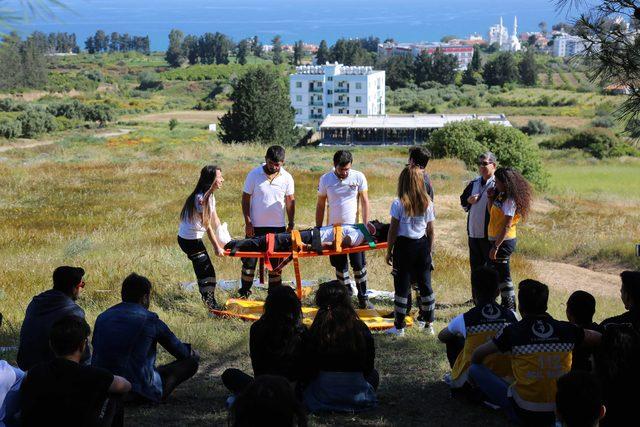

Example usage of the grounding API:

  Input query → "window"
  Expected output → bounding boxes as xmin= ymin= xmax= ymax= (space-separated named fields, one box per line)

xmin=328 ymin=103 xmax=333 ymax=108
xmin=327 ymin=89 xmax=333 ymax=94
xmin=356 ymin=109 xmax=362 ymax=114
xmin=355 ymin=96 xmax=362 ymax=103
xmin=328 ymin=76 xmax=333 ymax=81
xmin=355 ymin=82 xmax=362 ymax=89
xmin=295 ymin=81 xmax=302 ymax=88
xmin=295 ymin=108 xmax=302 ymax=114
xmin=295 ymin=95 xmax=302 ymax=102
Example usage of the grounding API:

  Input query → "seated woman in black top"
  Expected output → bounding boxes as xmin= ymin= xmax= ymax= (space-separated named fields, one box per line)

xmin=302 ymin=280 xmax=378 ymax=413
xmin=222 ymin=286 xmax=306 ymax=394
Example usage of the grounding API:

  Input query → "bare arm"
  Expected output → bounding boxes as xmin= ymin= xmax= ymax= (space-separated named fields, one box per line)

xmin=285 ymin=194 xmax=295 ymax=231
xmin=242 ymin=192 xmax=253 ymax=237
xmin=315 ymin=195 xmax=327 ymax=227
xmin=489 ymin=216 xmax=513 ymax=261
xmin=385 ymin=217 xmax=399 ymax=266
xmin=108 ymin=375 xmax=132 ymax=394
xmin=583 ymin=329 xmax=602 ymax=347
xmin=437 ymin=326 xmax=456 ymax=343
xmin=359 ymin=190 xmax=370 ymax=225
xmin=426 ymin=221 xmax=434 ymax=253
xmin=471 ymin=340 xmax=500 ymax=364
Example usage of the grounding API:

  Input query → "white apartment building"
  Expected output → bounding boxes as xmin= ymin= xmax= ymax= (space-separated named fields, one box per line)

xmin=290 ymin=63 xmax=385 ymax=126
xmin=552 ymin=33 xmax=588 ymax=57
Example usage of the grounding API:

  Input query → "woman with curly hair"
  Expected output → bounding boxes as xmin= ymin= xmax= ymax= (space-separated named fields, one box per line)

xmin=486 ymin=167 xmax=532 ymax=311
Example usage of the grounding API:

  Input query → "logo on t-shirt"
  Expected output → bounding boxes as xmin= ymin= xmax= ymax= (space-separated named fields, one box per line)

xmin=481 ymin=304 xmax=502 ymax=320
xmin=532 ymin=320 xmax=554 ymax=339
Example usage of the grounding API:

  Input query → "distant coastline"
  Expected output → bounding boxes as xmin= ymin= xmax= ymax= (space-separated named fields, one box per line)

xmin=8 ymin=0 xmax=564 ymax=51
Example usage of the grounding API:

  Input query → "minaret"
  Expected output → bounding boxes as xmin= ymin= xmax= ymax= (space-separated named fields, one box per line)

xmin=499 ymin=16 xmax=504 ymax=47
xmin=513 ymin=16 xmax=518 ymax=38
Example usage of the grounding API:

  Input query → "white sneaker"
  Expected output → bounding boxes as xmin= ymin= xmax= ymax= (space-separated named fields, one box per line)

xmin=385 ymin=326 xmax=405 ymax=337
xmin=415 ymin=319 xmax=426 ymax=329
xmin=422 ymin=323 xmax=435 ymax=335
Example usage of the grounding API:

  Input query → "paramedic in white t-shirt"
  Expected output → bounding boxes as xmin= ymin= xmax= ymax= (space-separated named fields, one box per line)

xmin=385 ymin=166 xmax=436 ymax=336
xmin=315 ymin=150 xmax=372 ymax=309
xmin=239 ymin=145 xmax=295 ymax=297
xmin=177 ymin=165 xmax=225 ymax=310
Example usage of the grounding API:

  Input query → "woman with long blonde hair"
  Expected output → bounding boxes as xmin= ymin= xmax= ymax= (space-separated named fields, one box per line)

xmin=385 ymin=166 xmax=436 ymax=336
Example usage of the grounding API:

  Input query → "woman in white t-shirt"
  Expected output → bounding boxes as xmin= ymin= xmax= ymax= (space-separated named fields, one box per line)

xmin=177 ymin=165 xmax=225 ymax=310
xmin=385 ymin=166 xmax=436 ymax=336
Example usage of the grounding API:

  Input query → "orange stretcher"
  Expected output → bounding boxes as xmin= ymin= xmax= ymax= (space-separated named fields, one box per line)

xmin=210 ymin=226 xmax=412 ymax=330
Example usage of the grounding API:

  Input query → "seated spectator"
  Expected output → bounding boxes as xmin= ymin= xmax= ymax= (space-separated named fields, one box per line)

xmin=566 ymin=290 xmax=600 ymax=372
xmin=594 ymin=323 xmax=640 ymax=427
xmin=302 ymin=280 xmax=378 ymax=413
xmin=231 ymin=375 xmax=307 ymax=427
xmin=20 ymin=316 xmax=131 ymax=427
xmin=556 ymin=371 xmax=605 ymax=427
xmin=438 ymin=266 xmax=517 ymax=391
xmin=92 ymin=273 xmax=199 ymax=403
xmin=222 ymin=286 xmax=307 ymax=395
xmin=17 ymin=266 xmax=89 ymax=370
xmin=600 ymin=271 xmax=640 ymax=330
xmin=1 ymin=313 xmax=25 ymax=427
xmin=469 ymin=279 xmax=601 ymax=427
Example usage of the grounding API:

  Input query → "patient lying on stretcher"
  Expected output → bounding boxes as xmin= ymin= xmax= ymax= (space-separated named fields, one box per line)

xmin=224 ymin=220 xmax=390 ymax=253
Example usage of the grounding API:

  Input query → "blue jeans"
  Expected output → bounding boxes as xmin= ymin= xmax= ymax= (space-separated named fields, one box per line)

xmin=468 ymin=364 xmax=555 ymax=427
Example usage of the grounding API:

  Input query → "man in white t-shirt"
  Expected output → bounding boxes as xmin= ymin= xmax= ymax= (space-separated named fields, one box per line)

xmin=239 ymin=146 xmax=295 ymax=296
xmin=315 ymin=150 xmax=373 ymax=309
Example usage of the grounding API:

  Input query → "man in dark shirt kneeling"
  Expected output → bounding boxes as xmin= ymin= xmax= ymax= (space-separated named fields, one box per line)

xmin=20 ymin=316 xmax=131 ymax=427
xmin=92 ymin=273 xmax=200 ymax=403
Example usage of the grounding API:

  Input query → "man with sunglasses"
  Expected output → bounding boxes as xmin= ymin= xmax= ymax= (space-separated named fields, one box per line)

xmin=460 ymin=152 xmax=497 ymax=274
xmin=239 ymin=145 xmax=295 ymax=297
xmin=17 ymin=266 xmax=90 ymax=370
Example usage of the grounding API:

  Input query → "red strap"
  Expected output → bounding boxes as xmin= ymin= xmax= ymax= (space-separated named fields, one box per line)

xmin=264 ymin=233 xmax=275 ymax=271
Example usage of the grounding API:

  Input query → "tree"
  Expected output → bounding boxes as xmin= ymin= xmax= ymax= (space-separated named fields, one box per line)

xmin=414 ymin=48 xmax=457 ymax=85
xmin=293 ymin=40 xmax=303 ymax=65
xmin=93 ymin=30 xmax=108 ymax=52
xmin=330 ymin=38 xmax=373 ymax=65
xmin=482 ymin=52 xmax=518 ymax=86
xmin=557 ymin=0 xmax=640 ymax=127
xmin=383 ymin=55 xmax=414 ymax=89
xmin=359 ymin=36 xmax=380 ymax=52
xmin=538 ymin=21 xmax=548 ymax=35
xmin=316 ymin=39 xmax=329 ymax=65
xmin=165 ymin=29 xmax=185 ymax=68
xmin=251 ymin=35 xmax=262 ymax=57
xmin=109 ymin=32 xmax=120 ymax=52
xmin=470 ymin=45 xmax=481 ymax=72
xmin=272 ymin=35 xmax=283 ymax=65
xmin=214 ymin=32 xmax=232 ymax=65
xmin=237 ymin=39 xmax=249 ymax=65
xmin=182 ymin=35 xmax=199 ymax=65
xmin=198 ymin=32 xmax=216 ymax=65
xmin=518 ymin=48 xmax=538 ymax=86
xmin=0 ymin=33 xmax=23 ymax=90
xmin=21 ymin=34 xmax=48 ymax=88
xmin=219 ymin=66 xmax=296 ymax=145
xmin=461 ymin=45 xmax=482 ymax=85
xmin=440 ymin=35 xmax=458 ymax=43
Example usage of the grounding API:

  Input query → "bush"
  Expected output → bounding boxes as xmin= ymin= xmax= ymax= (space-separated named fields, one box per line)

xmin=169 ymin=118 xmax=178 ymax=130
xmin=138 ymin=71 xmax=164 ymax=91
xmin=428 ymin=120 xmax=548 ymax=188
xmin=17 ymin=109 xmax=57 ymax=138
xmin=522 ymin=119 xmax=551 ymax=135
xmin=0 ymin=98 xmax=26 ymax=112
xmin=591 ymin=116 xmax=615 ymax=128
xmin=562 ymin=128 xmax=633 ymax=159
xmin=0 ymin=118 xmax=22 ymax=139
xmin=84 ymin=104 xmax=115 ymax=126
xmin=47 ymin=100 xmax=86 ymax=120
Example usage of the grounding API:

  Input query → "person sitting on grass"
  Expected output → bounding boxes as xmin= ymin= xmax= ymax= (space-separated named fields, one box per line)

xmin=225 ymin=220 xmax=389 ymax=254
xmin=17 ymin=266 xmax=89 ymax=371
xmin=231 ymin=375 xmax=307 ymax=427
xmin=302 ymin=281 xmax=378 ymax=413
xmin=91 ymin=273 xmax=200 ymax=403
xmin=20 ymin=316 xmax=131 ymax=427
xmin=469 ymin=279 xmax=601 ymax=427
xmin=222 ymin=285 xmax=307 ymax=396
xmin=600 ymin=270 xmax=640 ymax=331
xmin=556 ymin=371 xmax=606 ymax=427
xmin=593 ymin=323 xmax=640 ymax=427
xmin=438 ymin=266 xmax=517 ymax=392
xmin=0 ymin=313 xmax=25 ymax=427
xmin=566 ymin=290 xmax=600 ymax=372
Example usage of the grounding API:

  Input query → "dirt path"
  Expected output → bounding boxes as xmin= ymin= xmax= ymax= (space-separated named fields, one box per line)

xmin=122 ymin=110 xmax=224 ymax=123
xmin=0 ymin=129 xmax=131 ymax=153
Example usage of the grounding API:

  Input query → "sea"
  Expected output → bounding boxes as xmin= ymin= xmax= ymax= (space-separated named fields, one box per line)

xmin=5 ymin=0 xmax=578 ymax=51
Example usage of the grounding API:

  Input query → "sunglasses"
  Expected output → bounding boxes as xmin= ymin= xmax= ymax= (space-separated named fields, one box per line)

xmin=478 ymin=161 xmax=493 ymax=167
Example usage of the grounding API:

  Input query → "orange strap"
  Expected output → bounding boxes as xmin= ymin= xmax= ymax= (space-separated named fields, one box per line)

xmin=291 ymin=230 xmax=303 ymax=299
xmin=334 ymin=225 xmax=342 ymax=253
xmin=291 ymin=230 xmax=302 ymax=252
xmin=264 ymin=233 xmax=275 ymax=271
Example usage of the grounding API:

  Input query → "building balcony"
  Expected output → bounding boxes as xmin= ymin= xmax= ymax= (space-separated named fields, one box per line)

xmin=310 ymin=114 xmax=324 ymax=119
xmin=309 ymin=87 xmax=323 ymax=93
xmin=334 ymin=88 xmax=349 ymax=93
xmin=334 ymin=101 xmax=348 ymax=107
xmin=309 ymin=101 xmax=323 ymax=106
